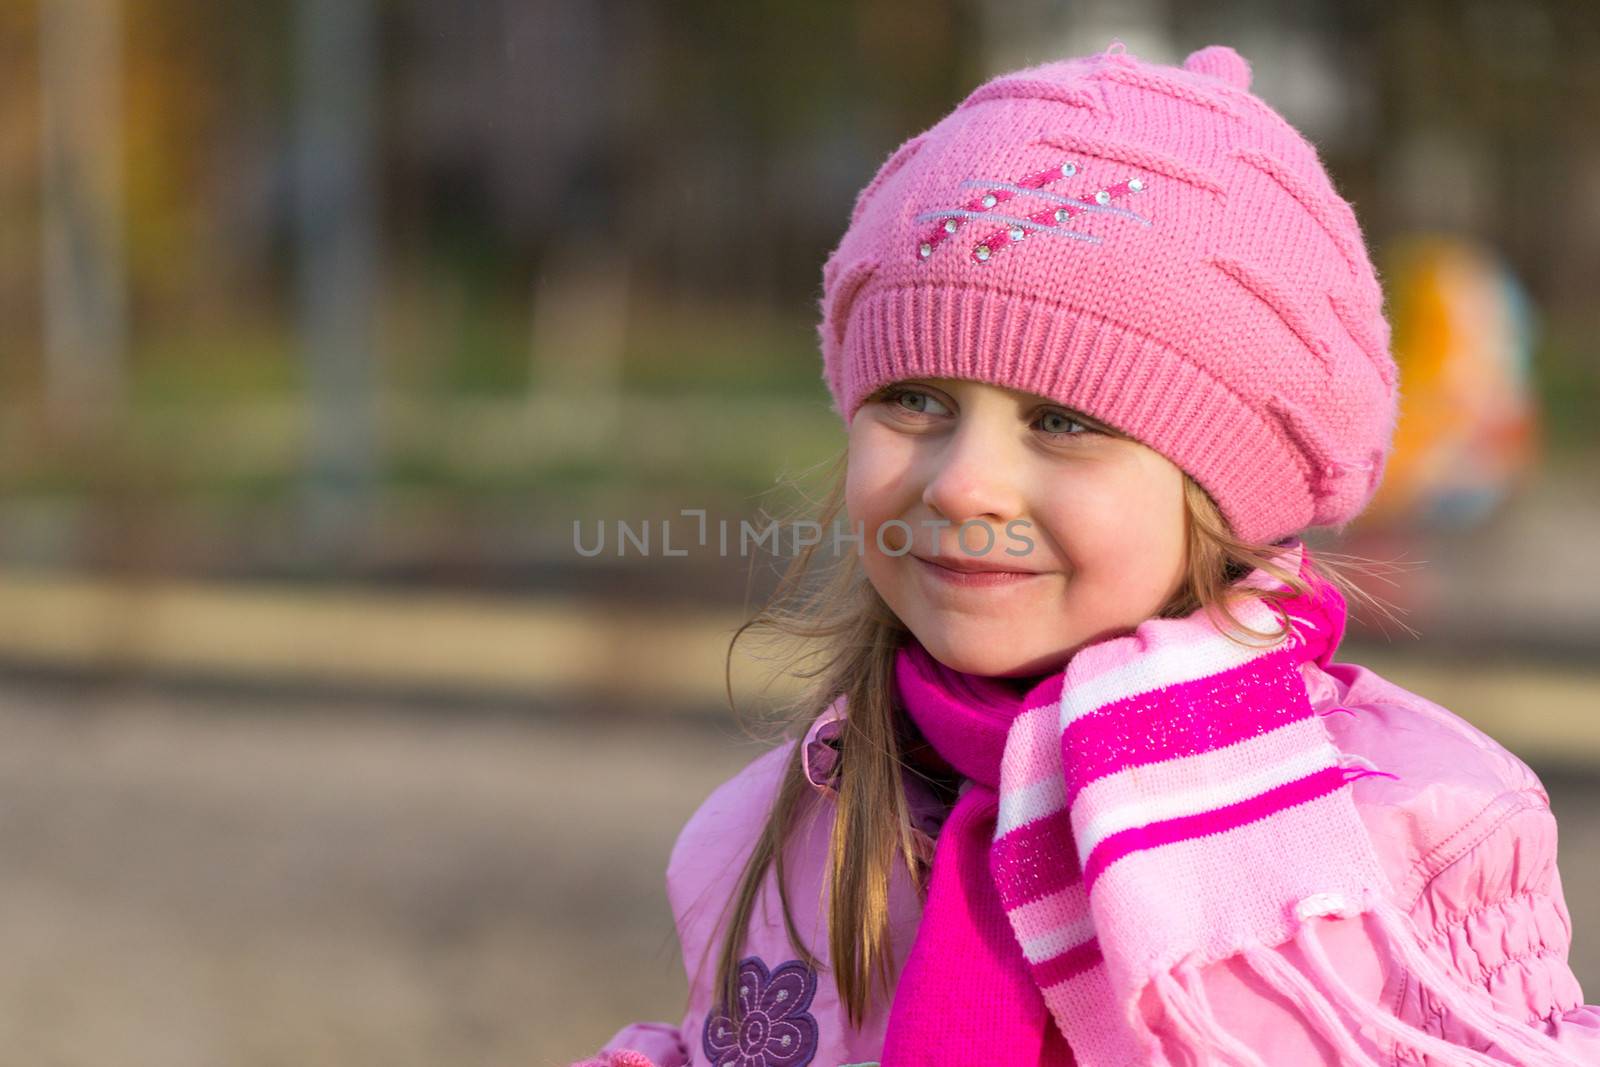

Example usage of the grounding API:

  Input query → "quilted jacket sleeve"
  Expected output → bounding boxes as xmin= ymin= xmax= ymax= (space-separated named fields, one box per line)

xmin=1391 ymin=787 xmax=1600 ymax=1064
xmin=1133 ymin=787 xmax=1600 ymax=1066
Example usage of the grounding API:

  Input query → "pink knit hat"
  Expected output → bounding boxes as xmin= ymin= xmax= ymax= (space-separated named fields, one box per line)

xmin=817 ymin=41 xmax=1399 ymax=546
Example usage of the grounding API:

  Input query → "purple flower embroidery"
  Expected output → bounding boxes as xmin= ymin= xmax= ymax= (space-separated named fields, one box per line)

xmin=701 ymin=955 xmax=819 ymax=1067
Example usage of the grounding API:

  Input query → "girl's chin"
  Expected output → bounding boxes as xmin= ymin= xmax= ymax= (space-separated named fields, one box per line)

xmin=912 ymin=634 xmax=1066 ymax=679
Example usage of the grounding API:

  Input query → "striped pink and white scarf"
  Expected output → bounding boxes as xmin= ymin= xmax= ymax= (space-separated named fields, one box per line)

xmin=879 ymin=540 xmax=1586 ymax=1067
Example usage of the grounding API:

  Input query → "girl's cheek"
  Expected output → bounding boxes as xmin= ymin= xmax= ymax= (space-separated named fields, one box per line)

xmin=846 ymin=439 xmax=911 ymax=511
xmin=843 ymin=459 xmax=882 ymax=520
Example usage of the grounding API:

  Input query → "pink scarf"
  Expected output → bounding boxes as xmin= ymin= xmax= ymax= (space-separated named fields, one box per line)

xmin=879 ymin=540 xmax=1586 ymax=1067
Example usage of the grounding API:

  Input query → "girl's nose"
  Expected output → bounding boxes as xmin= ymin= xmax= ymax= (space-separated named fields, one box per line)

xmin=920 ymin=424 xmax=1025 ymax=529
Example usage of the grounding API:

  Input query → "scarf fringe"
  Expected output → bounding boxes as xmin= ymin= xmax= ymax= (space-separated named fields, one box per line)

xmin=1177 ymin=961 xmax=1270 ymax=1067
xmin=1145 ymin=890 xmax=1591 ymax=1067
xmin=1291 ymin=889 xmax=1588 ymax=1067
xmin=1149 ymin=969 xmax=1225 ymax=1066
xmin=1290 ymin=898 xmax=1514 ymax=1066
xmin=1240 ymin=942 xmax=1382 ymax=1065
xmin=1152 ymin=957 xmax=1370 ymax=1067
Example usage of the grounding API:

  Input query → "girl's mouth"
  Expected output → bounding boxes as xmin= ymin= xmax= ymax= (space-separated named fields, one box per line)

xmin=913 ymin=554 xmax=1046 ymax=588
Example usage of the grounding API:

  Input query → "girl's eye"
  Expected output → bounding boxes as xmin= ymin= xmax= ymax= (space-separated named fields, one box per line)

xmin=1037 ymin=409 xmax=1098 ymax=438
xmin=885 ymin=388 xmax=951 ymax=417
xmin=875 ymin=388 xmax=1101 ymax=438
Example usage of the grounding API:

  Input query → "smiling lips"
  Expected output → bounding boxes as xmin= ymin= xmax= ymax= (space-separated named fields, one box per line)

xmin=913 ymin=554 xmax=1046 ymax=588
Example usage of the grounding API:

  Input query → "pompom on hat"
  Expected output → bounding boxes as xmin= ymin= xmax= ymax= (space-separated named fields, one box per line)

xmin=817 ymin=40 xmax=1400 ymax=546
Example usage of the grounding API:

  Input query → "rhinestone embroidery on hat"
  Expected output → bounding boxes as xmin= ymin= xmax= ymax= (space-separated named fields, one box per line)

xmin=913 ymin=160 xmax=1150 ymax=264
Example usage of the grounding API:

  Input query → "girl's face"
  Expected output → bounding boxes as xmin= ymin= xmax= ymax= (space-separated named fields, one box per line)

xmin=846 ymin=377 xmax=1189 ymax=679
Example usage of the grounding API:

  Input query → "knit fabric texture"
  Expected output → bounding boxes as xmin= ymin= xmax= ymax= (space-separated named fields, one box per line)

xmin=880 ymin=540 xmax=1592 ymax=1067
xmin=817 ymin=41 xmax=1401 ymax=546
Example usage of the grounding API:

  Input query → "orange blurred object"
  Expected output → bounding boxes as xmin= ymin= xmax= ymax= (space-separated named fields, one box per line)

xmin=1358 ymin=235 xmax=1540 ymax=533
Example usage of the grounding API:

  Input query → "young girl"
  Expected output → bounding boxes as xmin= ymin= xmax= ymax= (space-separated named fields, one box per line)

xmin=573 ymin=42 xmax=1600 ymax=1066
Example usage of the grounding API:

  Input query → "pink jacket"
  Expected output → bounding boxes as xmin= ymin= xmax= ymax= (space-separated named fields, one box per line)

xmin=583 ymin=658 xmax=1600 ymax=1066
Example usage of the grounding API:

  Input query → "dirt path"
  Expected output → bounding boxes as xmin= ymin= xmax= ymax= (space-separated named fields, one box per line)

xmin=0 ymin=680 xmax=765 ymax=1066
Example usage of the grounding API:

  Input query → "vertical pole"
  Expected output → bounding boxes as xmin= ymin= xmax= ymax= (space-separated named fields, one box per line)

xmin=293 ymin=0 xmax=380 ymax=569
xmin=39 ymin=0 xmax=126 ymax=434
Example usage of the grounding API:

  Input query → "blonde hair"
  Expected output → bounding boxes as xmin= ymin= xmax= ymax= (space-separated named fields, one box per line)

xmin=697 ymin=444 xmax=1401 ymax=1031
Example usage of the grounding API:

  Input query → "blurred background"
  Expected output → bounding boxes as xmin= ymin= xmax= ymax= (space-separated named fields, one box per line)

xmin=2 ymin=1 xmax=1598 ymax=1064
